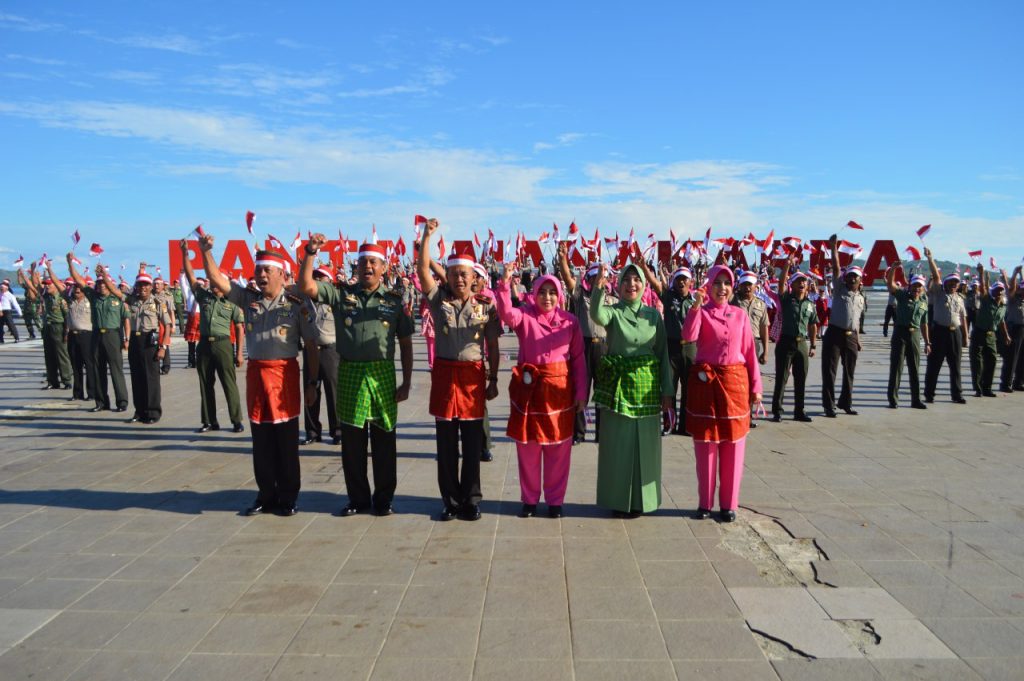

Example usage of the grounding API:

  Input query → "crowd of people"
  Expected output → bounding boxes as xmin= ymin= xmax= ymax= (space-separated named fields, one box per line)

xmin=3 ymin=221 xmax=1022 ymax=524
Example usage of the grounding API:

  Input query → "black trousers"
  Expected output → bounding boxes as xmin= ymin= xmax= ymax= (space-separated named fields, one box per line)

xmin=93 ymin=329 xmax=129 ymax=410
xmin=882 ymin=304 xmax=896 ymax=336
xmin=42 ymin=322 xmax=72 ymax=387
xmin=436 ymin=419 xmax=483 ymax=510
xmin=821 ymin=326 xmax=859 ymax=412
xmin=667 ymin=340 xmax=697 ymax=428
xmin=924 ymin=325 xmax=964 ymax=400
xmin=304 ymin=344 xmax=341 ymax=440
xmin=772 ymin=334 xmax=810 ymax=416
xmin=251 ymin=419 xmax=301 ymax=507
xmin=574 ymin=338 xmax=606 ymax=441
xmin=887 ymin=326 xmax=922 ymax=405
xmin=341 ymin=422 xmax=398 ymax=510
xmin=128 ymin=334 xmax=161 ymax=421
xmin=197 ymin=337 xmax=241 ymax=426
xmin=0 ymin=311 xmax=19 ymax=341
xmin=161 ymin=345 xmax=172 ymax=373
xmin=1000 ymin=323 xmax=1024 ymax=390
xmin=68 ymin=330 xmax=97 ymax=400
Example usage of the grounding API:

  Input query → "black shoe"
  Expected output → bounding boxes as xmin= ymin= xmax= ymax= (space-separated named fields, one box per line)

xmin=89 ymin=406 xmax=105 ymax=413
xmin=771 ymin=414 xmax=782 ymax=423
xmin=547 ymin=505 xmax=563 ymax=519
xmin=975 ymin=390 xmax=983 ymax=398
xmin=243 ymin=502 xmax=272 ymax=516
xmin=208 ymin=423 xmax=220 ymax=431
xmin=1013 ymin=385 xmax=1024 ymax=391
xmin=61 ymin=383 xmax=72 ymax=390
xmin=572 ymin=436 xmax=584 ymax=445
xmin=749 ymin=422 xmax=757 ymax=429
xmin=40 ymin=385 xmax=54 ymax=390
xmin=276 ymin=505 xmax=297 ymax=517
xmin=114 ymin=406 xmax=127 ymax=412
xmin=301 ymin=435 xmax=322 ymax=445
xmin=459 ymin=505 xmax=481 ymax=521
xmin=332 ymin=435 xmax=341 ymax=445
xmin=888 ymin=402 xmax=898 ymax=409
xmin=911 ymin=402 xmax=927 ymax=409
xmin=141 ymin=417 xmax=158 ymax=424
xmin=953 ymin=397 xmax=967 ymax=404
xmin=720 ymin=509 xmax=737 ymax=523
xmin=696 ymin=508 xmax=712 ymax=519
xmin=924 ymin=397 xmax=934 ymax=404
xmin=339 ymin=504 xmax=368 ymax=517
xmin=128 ymin=416 xmax=141 ymax=423
xmin=196 ymin=424 xmax=213 ymax=433
xmin=823 ymin=409 xmax=837 ymax=418
xmin=480 ymin=450 xmax=493 ymax=462
xmin=794 ymin=413 xmax=813 ymax=422
xmin=1000 ymin=387 xmax=1013 ymax=393
xmin=518 ymin=504 xmax=537 ymax=518
xmin=841 ymin=407 xmax=858 ymax=415
xmin=232 ymin=423 xmax=244 ymax=433
xmin=438 ymin=507 xmax=457 ymax=521
xmin=982 ymin=391 xmax=997 ymax=397
xmin=375 ymin=504 xmax=394 ymax=516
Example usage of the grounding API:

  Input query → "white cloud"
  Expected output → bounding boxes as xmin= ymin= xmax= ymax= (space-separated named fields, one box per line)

xmin=5 ymin=53 xmax=65 ymax=66
xmin=337 ymin=65 xmax=454 ymax=99
xmin=110 ymin=33 xmax=204 ymax=55
xmin=0 ymin=12 xmax=62 ymax=33
xmin=534 ymin=132 xmax=588 ymax=152
xmin=103 ymin=70 xmax=161 ymax=85
xmin=190 ymin=63 xmax=334 ymax=99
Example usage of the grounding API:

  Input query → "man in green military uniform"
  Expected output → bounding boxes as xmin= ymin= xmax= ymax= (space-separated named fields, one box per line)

xmin=34 ymin=260 xmax=72 ymax=389
xmin=969 ymin=263 xmax=1010 ymax=398
xmin=884 ymin=263 xmax=930 ymax=408
xmin=772 ymin=256 xmax=818 ymax=422
xmin=123 ymin=272 xmax=171 ymax=423
xmin=299 ymin=237 xmax=414 ymax=516
xmin=171 ymin=279 xmax=186 ymax=333
xmin=16 ymin=269 xmax=40 ymax=340
xmin=180 ymin=240 xmax=245 ymax=433
xmin=67 ymin=256 xmax=130 ymax=411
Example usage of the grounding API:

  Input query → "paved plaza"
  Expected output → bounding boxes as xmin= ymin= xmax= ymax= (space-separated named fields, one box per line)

xmin=0 ymin=297 xmax=1022 ymax=680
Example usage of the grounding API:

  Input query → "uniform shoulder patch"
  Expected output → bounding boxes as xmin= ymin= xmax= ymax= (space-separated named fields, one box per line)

xmin=473 ymin=293 xmax=492 ymax=305
xmin=285 ymin=293 xmax=303 ymax=305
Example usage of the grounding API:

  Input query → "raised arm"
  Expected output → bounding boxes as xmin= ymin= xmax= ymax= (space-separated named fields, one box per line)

xmin=98 ymin=265 xmax=123 ymax=299
xmin=977 ymin=262 xmax=988 ymax=290
xmin=197 ymin=233 xmax=232 ymax=295
xmin=17 ymin=268 xmax=37 ymax=297
xmin=416 ymin=218 xmax=439 ymax=297
xmin=829 ymin=233 xmax=841 ymax=278
xmin=46 ymin=260 xmax=65 ymax=294
xmin=66 ymin=253 xmax=88 ymax=289
xmin=1006 ymin=266 xmax=1022 ymax=297
xmin=778 ymin=256 xmax=793 ymax=294
xmin=556 ymin=242 xmax=577 ymax=294
xmin=178 ymin=240 xmax=199 ymax=289
xmin=588 ymin=265 xmax=614 ymax=327
xmin=924 ymin=247 xmax=940 ymax=284
xmin=885 ymin=261 xmax=902 ymax=295
xmin=297 ymin=233 xmax=327 ymax=298
xmin=680 ymin=287 xmax=707 ymax=341
xmin=493 ymin=264 xmax=524 ymax=330
xmin=633 ymin=245 xmax=664 ymax=296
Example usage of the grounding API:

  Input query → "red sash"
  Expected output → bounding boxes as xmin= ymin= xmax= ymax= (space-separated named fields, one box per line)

xmin=685 ymin=363 xmax=750 ymax=442
xmin=246 ymin=358 xmax=300 ymax=424
xmin=506 ymin=361 xmax=575 ymax=444
xmin=429 ymin=358 xmax=485 ymax=420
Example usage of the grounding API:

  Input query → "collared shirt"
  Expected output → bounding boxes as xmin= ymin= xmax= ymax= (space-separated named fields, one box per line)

xmin=194 ymin=287 xmax=243 ymax=337
xmin=974 ymin=296 xmax=1006 ymax=333
xmin=1006 ymin=293 xmax=1024 ymax=325
xmin=126 ymin=294 xmax=170 ymax=333
xmin=661 ymin=290 xmax=696 ymax=340
xmin=42 ymin=292 xmax=68 ymax=325
xmin=425 ymin=285 xmax=500 ymax=362
xmin=316 ymin=281 xmax=414 ymax=362
xmin=892 ymin=289 xmax=928 ymax=329
xmin=68 ymin=297 xmax=94 ymax=332
xmin=731 ymin=294 xmax=769 ymax=342
xmin=829 ymin=279 xmax=865 ymax=330
xmin=226 ymin=283 xmax=301 ymax=360
xmin=779 ymin=292 xmax=817 ymax=338
xmin=568 ymin=283 xmax=616 ymax=339
xmin=298 ymin=298 xmax=336 ymax=347
xmin=928 ymin=284 xmax=966 ymax=327
xmin=83 ymin=288 xmax=128 ymax=329
xmin=0 ymin=290 xmax=21 ymax=314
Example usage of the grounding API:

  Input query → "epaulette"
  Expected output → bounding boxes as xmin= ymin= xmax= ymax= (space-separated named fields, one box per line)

xmin=385 ymin=287 xmax=403 ymax=299
xmin=285 ymin=293 xmax=304 ymax=305
xmin=474 ymin=293 xmax=492 ymax=305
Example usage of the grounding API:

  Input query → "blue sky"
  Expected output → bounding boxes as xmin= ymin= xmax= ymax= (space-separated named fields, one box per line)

xmin=1 ymin=1 xmax=1022 ymax=273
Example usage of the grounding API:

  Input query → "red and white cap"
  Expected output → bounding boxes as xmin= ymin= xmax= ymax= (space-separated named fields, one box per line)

xmin=135 ymin=272 xmax=153 ymax=285
xmin=255 ymin=250 xmax=291 ymax=273
xmin=737 ymin=271 xmax=758 ymax=285
xmin=84 ymin=277 xmax=95 ymax=286
xmin=472 ymin=263 xmax=488 ymax=280
xmin=64 ymin=277 xmax=75 ymax=286
xmin=313 ymin=265 xmax=334 ymax=280
xmin=153 ymin=277 xmax=164 ymax=284
xmin=585 ymin=264 xmax=602 ymax=278
xmin=909 ymin=275 xmax=927 ymax=287
xmin=990 ymin=281 xmax=1006 ymax=295
xmin=358 ymin=243 xmax=386 ymax=261
xmin=671 ymin=267 xmax=693 ymax=284
xmin=787 ymin=271 xmax=809 ymax=286
xmin=446 ymin=252 xmax=477 ymax=269
xmin=843 ymin=265 xmax=864 ymax=278
xmin=942 ymin=272 xmax=961 ymax=284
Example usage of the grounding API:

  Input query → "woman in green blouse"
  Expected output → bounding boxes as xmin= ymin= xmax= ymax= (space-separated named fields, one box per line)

xmin=589 ymin=263 xmax=673 ymax=517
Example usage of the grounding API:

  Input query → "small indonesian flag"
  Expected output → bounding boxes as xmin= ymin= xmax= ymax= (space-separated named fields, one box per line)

xmin=473 ymin=231 xmax=481 ymax=248
xmin=245 ymin=211 xmax=255 ymax=234
xmin=604 ymin=232 xmax=619 ymax=246
xmin=337 ymin=231 xmax=348 ymax=256
xmin=847 ymin=220 xmax=864 ymax=230
xmin=394 ymin=236 xmax=407 ymax=257
xmin=552 ymin=223 xmax=560 ymax=243
xmin=288 ymin=231 xmax=302 ymax=252
xmin=191 ymin=224 xmax=205 ymax=239
xmin=267 ymin=233 xmax=284 ymax=250
xmin=12 ymin=255 xmax=24 ymax=268
xmin=568 ymin=221 xmax=579 ymax=236
xmin=537 ymin=231 xmax=551 ymax=244
xmin=414 ymin=215 xmax=427 ymax=230
xmin=989 ymin=256 xmax=997 ymax=269
xmin=89 ymin=243 xmax=103 ymax=257
xmin=370 ymin=224 xmax=379 ymax=245
xmin=916 ymin=224 xmax=931 ymax=239
xmin=438 ymin=235 xmax=447 ymax=260
xmin=71 ymin=230 xmax=80 ymax=246
xmin=70 ymin=254 xmax=82 ymax=265
xmin=904 ymin=245 xmax=922 ymax=260
xmin=838 ymin=240 xmax=862 ymax=256
xmin=703 ymin=227 xmax=711 ymax=252
xmin=968 ymin=249 xmax=983 ymax=262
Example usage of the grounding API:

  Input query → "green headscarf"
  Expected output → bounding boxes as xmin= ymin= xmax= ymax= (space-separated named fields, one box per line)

xmin=617 ymin=263 xmax=646 ymax=311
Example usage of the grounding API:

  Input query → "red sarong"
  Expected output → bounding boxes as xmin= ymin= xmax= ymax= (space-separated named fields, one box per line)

xmin=184 ymin=310 xmax=201 ymax=343
xmin=429 ymin=358 xmax=485 ymax=420
xmin=506 ymin=361 xmax=575 ymax=444
xmin=247 ymin=358 xmax=301 ymax=424
xmin=685 ymin=363 xmax=751 ymax=443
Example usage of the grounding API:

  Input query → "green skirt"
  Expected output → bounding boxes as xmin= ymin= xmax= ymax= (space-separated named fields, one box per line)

xmin=595 ymin=409 xmax=662 ymax=513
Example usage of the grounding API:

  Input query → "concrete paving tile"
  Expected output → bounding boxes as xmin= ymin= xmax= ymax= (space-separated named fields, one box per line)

xmin=113 ymin=553 xmax=203 ymax=581
xmin=333 ymin=557 xmax=417 ymax=585
xmin=562 ymin=535 xmax=634 ymax=561
xmin=772 ymin=659 xmax=883 ymax=681
xmin=0 ymin=645 xmax=93 ymax=681
xmin=268 ymin=654 xmax=375 ymax=680
xmin=67 ymin=579 xmax=172 ymax=612
xmin=861 ymin=619 xmax=956 ymax=660
xmin=379 ymin=616 xmax=480 ymax=658
xmin=928 ymin=559 xmax=1024 ymax=589
xmin=922 ymin=617 xmax=1024 ymax=658
xmin=146 ymin=579 xmax=249 ymax=614
xmin=661 ymin=620 xmax=766 ymax=660
xmin=483 ymin=584 xmax=568 ymax=620
xmin=745 ymin=616 xmax=861 ymax=659
xmin=79 ymin=531 xmax=166 ymax=555
xmin=147 ymin=531 xmax=238 ymax=556
xmin=194 ymin=614 xmax=305 ymax=655
xmin=729 ymin=587 xmax=830 ymax=621
xmin=215 ymin=533 xmax=296 ymax=556
xmin=105 ymin=612 xmax=221 ymax=651
xmin=398 ymin=584 xmax=485 ymax=619
xmin=18 ymin=531 xmax=109 ymax=554
xmin=487 ymin=558 xmax=563 ymax=587
xmin=572 ymin=659 xmax=676 ymax=681
xmin=571 ymin=620 xmax=669 ymax=660
xmin=184 ymin=552 xmax=275 ymax=581
xmin=369 ymin=657 xmax=473 ymax=681
xmin=962 ymin=587 xmax=1024 ymax=617
xmin=0 ymin=578 xmax=100 ymax=610
xmin=673 ymin=659 xmax=779 ymax=681
xmin=567 ymin=585 xmax=656 ymax=621
xmin=43 ymin=553 xmax=135 ymax=580
xmin=832 ymin=536 xmax=919 ymax=561
xmin=565 ymin=558 xmax=643 ymax=588
xmin=0 ymin=608 xmax=59 ymax=648
xmin=857 ymin=561 xmax=951 ymax=589
xmin=473 ymin=657 xmax=573 ymax=681
xmin=886 ymin=585 xmax=994 ymax=618
xmin=629 ymin=535 xmax=703 ymax=561
xmin=811 ymin=560 xmax=878 ymax=587
xmin=421 ymin=535 xmax=493 ymax=560
xmin=638 ymin=559 xmax=720 ymax=588
xmin=871 ymin=658 xmax=985 ymax=680
xmin=412 ymin=558 xmax=490 ymax=587
xmin=963 ymin=657 xmax=1024 ymax=681
xmin=284 ymin=615 xmax=391 ymax=656
xmin=0 ymin=552 xmax=74 ymax=580
xmin=477 ymin=617 xmax=570 ymax=659
xmin=257 ymin=552 xmax=346 ymax=583
xmin=491 ymin=535 xmax=562 ymax=561
xmin=712 ymin=560 xmax=772 ymax=587
xmin=65 ymin=650 xmax=186 ymax=681
xmin=313 ymin=583 xmax=406 ymax=618
xmin=18 ymin=610 xmax=135 ymax=650
xmin=350 ymin=534 xmax=427 ymax=561
xmin=648 ymin=586 xmax=742 ymax=620
xmin=231 ymin=581 xmax=327 ymax=615
xmin=163 ymin=652 xmax=278 ymax=681
xmin=809 ymin=587 xmax=915 ymax=620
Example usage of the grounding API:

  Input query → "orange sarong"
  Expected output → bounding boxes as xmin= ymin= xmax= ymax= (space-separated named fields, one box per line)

xmin=429 ymin=358 xmax=486 ymax=420
xmin=685 ymin=363 xmax=751 ymax=443
xmin=247 ymin=358 xmax=301 ymax=424
xmin=506 ymin=361 xmax=575 ymax=444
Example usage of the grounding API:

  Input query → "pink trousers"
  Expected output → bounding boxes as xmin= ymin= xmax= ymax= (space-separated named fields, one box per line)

xmin=425 ymin=336 xmax=435 ymax=369
xmin=517 ymin=440 xmax=572 ymax=505
xmin=693 ymin=438 xmax=746 ymax=511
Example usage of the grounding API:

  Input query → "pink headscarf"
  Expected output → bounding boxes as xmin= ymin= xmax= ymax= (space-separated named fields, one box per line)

xmin=704 ymin=265 xmax=735 ymax=308
xmin=529 ymin=274 xmax=572 ymax=329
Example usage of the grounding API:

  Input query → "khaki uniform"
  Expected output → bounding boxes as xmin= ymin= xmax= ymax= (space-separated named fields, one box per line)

xmin=126 ymin=294 xmax=171 ymax=422
xmin=155 ymin=291 xmax=175 ymax=373
xmin=194 ymin=287 xmax=243 ymax=427
xmin=1001 ymin=292 xmax=1024 ymax=391
xmin=298 ymin=295 xmax=340 ymax=443
xmin=821 ymin=279 xmax=866 ymax=414
xmin=925 ymin=285 xmax=967 ymax=402
xmin=67 ymin=295 xmax=96 ymax=400
xmin=970 ymin=295 xmax=1006 ymax=395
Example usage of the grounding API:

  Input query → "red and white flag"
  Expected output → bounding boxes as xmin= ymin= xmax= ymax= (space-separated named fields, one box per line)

xmin=473 ymin=231 xmax=481 ymax=249
xmin=904 ymin=245 xmax=922 ymax=260
xmin=703 ymin=227 xmax=712 ymax=253
xmin=916 ymin=224 xmax=931 ymax=239
xmin=245 ymin=211 xmax=255 ymax=235
xmin=394 ymin=236 xmax=407 ymax=257
xmin=989 ymin=256 xmax=997 ymax=269
xmin=71 ymin=230 xmax=81 ymax=247
xmin=69 ymin=254 xmax=82 ymax=265
xmin=191 ymin=224 xmax=206 ymax=240
xmin=337 ymin=231 xmax=348 ymax=257
xmin=267 ymin=233 xmax=285 ymax=250
xmin=414 ymin=215 xmax=427 ymax=230
xmin=12 ymin=255 xmax=24 ymax=268
xmin=604 ymin=232 xmax=619 ymax=246
xmin=89 ymin=243 xmax=103 ymax=257
xmin=847 ymin=220 xmax=864 ymax=231
xmin=288 ymin=231 xmax=302 ymax=252
xmin=838 ymin=240 xmax=862 ymax=256
xmin=38 ymin=253 xmax=48 ymax=266
xmin=438 ymin=235 xmax=446 ymax=260
xmin=968 ymin=249 xmax=983 ymax=262
xmin=627 ymin=227 xmax=636 ymax=251
xmin=568 ymin=221 xmax=579 ymax=236
xmin=537 ymin=231 xmax=551 ymax=244
xmin=370 ymin=224 xmax=379 ymax=245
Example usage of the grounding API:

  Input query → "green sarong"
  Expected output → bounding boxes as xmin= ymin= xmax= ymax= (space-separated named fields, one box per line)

xmin=337 ymin=359 xmax=398 ymax=431
xmin=593 ymin=354 xmax=661 ymax=418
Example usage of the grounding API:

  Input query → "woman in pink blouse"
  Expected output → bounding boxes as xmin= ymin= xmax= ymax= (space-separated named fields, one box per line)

xmin=681 ymin=265 xmax=763 ymax=522
xmin=495 ymin=266 xmax=588 ymax=518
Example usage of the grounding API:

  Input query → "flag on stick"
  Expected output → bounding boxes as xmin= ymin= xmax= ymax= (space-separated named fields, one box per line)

xmin=904 ymin=245 xmax=921 ymax=260
xmin=846 ymin=220 xmax=864 ymax=230
xmin=245 ymin=211 xmax=255 ymax=235
xmin=12 ymin=255 xmax=24 ymax=268
xmin=71 ymin=230 xmax=81 ymax=247
xmin=968 ymin=249 xmax=983 ymax=262
xmin=916 ymin=224 xmax=931 ymax=240
xmin=89 ymin=243 xmax=103 ymax=257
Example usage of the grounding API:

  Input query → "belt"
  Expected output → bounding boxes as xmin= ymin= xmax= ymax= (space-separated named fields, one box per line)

xmin=949 ymin=326 xmax=957 ymax=331
xmin=829 ymin=325 xmax=855 ymax=336
xmin=205 ymin=335 xmax=229 ymax=342
xmin=98 ymin=328 xmax=119 ymax=333
xmin=70 ymin=329 xmax=89 ymax=334
xmin=318 ymin=343 xmax=335 ymax=350
xmin=587 ymin=337 xmax=604 ymax=344
xmin=795 ymin=335 xmax=806 ymax=342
